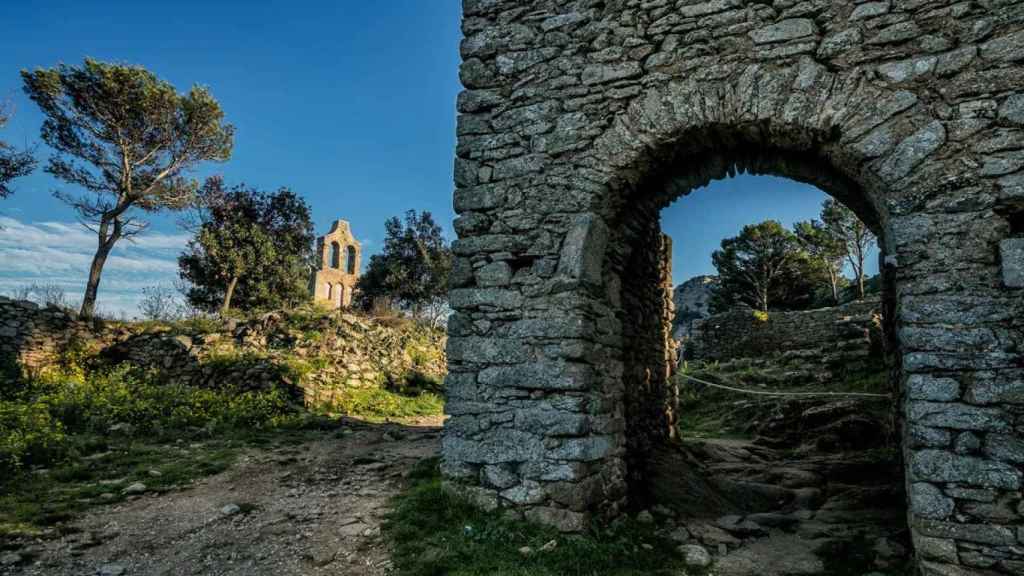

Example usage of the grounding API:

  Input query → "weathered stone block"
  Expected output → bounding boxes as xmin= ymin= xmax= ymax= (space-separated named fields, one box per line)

xmin=913 ymin=535 xmax=958 ymax=563
xmin=915 ymin=519 xmax=1017 ymax=546
xmin=524 ymin=506 xmax=587 ymax=532
xmin=999 ymin=238 xmax=1024 ymax=288
xmin=911 ymin=450 xmax=1021 ymax=489
xmin=749 ymin=19 xmax=816 ymax=44
xmin=983 ymin=434 xmax=1024 ymax=464
xmin=910 ymin=482 xmax=954 ymax=520
xmin=907 ymin=374 xmax=961 ymax=402
xmin=908 ymin=401 xmax=1010 ymax=432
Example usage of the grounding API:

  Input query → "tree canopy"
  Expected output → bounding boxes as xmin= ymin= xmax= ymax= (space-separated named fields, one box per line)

xmin=179 ymin=178 xmax=314 ymax=314
xmin=821 ymin=199 xmax=875 ymax=300
xmin=356 ymin=210 xmax=451 ymax=325
xmin=710 ymin=220 xmax=826 ymax=313
xmin=794 ymin=218 xmax=847 ymax=305
xmin=0 ymin=102 xmax=36 ymax=198
xmin=21 ymin=58 xmax=234 ymax=317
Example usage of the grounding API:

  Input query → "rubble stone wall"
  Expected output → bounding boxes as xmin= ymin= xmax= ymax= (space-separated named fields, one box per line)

xmin=687 ymin=300 xmax=882 ymax=367
xmin=444 ymin=1 xmax=1024 ymax=573
xmin=0 ymin=297 xmax=447 ymax=409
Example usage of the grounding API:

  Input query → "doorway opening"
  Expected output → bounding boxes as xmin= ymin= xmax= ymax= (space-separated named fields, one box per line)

xmin=608 ymin=146 xmax=910 ymax=574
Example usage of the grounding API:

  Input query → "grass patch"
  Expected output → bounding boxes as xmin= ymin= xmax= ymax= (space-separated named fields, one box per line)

xmin=383 ymin=458 xmax=690 ymax=576
xmin=331 ymin=387 xmax=443 ymax=421
xmin=674 ymin=362 xmax=891 ymax=440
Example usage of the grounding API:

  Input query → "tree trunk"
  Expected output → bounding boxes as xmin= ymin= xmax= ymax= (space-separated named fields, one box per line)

xmin=829 ymin=268 xmax=840 ymax=305
xmin=221 ymin=275 xmax=239 ymax=316
xmin=80 ymin=221 xmax=119 ymax=319
xmin=856 ymin=251 xmax=866 ymax=300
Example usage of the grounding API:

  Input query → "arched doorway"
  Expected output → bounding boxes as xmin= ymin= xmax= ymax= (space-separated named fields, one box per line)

xmin=444 ymin=6 xmax=1024 ymax=574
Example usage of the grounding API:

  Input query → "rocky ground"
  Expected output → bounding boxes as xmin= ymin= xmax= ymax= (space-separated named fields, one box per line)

xmin=657 ymin=398 xmax=912 ymax=576
xmin=1 ymin=417 xmax=443 ymax=576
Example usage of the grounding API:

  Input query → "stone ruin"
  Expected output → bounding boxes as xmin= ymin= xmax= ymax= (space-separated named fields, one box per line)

xmin=442 ymin=1 xmax=1024 ymax=574
xmin=310 ymin=219 xmax=361 ymax=308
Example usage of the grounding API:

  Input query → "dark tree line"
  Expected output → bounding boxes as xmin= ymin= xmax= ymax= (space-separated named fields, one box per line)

xmin=356 ymin=210 xmax=452 ymax=326
xmin=711 ymin=200 xmax=876 ymax=314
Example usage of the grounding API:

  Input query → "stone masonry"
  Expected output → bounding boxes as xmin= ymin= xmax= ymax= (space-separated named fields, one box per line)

xmin=443 ymin=1 xmax=1024 ymax=574
xmin=310 ymin=219 xmax=361 ymax=308
xmin=687 ymin=299 xmax=882 ymax=365
xmin=0 ymin=297 xmax=446 ymax=408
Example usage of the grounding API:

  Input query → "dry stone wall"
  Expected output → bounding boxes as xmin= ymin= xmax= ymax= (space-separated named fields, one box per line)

xmin=687 ymin=300 xmax=883 ymax=371
xmin=445 ymin=1 xmax=1024 ymax=573
xmin=0 ymin=298 xmax=446 ymax=408
xmin=0 ymin=297 xmax=112 ymax=377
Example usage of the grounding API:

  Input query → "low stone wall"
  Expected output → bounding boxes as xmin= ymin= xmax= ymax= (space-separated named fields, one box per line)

xmin=0 ymin=298 xmax=447 ymax=406
xmin=687 ymin=300 xmax=883 ymax=369
xmin=0 ymin=297 xmax=111 ymax=378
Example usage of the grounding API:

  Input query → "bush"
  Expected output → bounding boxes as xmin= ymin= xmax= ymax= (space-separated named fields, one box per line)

xmin=0 ymin=400 xmax=67 ymax=471
xmin=0 ymin=364 xmax=300 ymax=475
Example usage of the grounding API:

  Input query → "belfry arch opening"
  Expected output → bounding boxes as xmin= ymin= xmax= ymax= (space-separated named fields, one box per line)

xmin=603 ymin=137 xmax=910 ymax=567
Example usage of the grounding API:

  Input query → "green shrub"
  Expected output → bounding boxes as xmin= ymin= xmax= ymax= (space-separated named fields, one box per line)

xmin=0 ymin=364 xmax=300 ymax=476
xmin=0 ymin=400 xmax=68 ymax=471
xmin=331 ymin=387 xmax=443 ymax=421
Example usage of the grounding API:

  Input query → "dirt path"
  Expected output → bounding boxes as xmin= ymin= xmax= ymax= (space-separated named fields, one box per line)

xmin=7 ymin=418 xmax=443 ymax=576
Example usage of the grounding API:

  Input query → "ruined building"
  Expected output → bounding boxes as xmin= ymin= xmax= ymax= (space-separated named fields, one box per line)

xmin=310 ymin=219 xmax=361 ymax=308
xmin=443 ymin=2 xmax=1024 ymax=575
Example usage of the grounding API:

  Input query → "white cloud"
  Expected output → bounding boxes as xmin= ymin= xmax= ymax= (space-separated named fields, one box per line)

xmin=0 ymin=216 xmax=188 ymax=316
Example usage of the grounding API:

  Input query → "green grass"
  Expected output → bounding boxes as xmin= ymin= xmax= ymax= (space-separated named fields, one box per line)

xmin=383 ymin=459 xmax=692 ymax=576
xmin=674 ymin=362 xmax=891 ymax=440
xmin=331 ymin=387 xmax=443 ymax=421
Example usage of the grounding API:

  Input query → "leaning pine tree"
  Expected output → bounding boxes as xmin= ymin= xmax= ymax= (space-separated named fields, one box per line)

xmin=21 ymin=59 xmax=234 ymax=318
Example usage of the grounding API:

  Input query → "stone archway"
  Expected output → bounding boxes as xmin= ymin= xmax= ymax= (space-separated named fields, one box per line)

xmin=444 ymin=3 xmax=1023 ymax=574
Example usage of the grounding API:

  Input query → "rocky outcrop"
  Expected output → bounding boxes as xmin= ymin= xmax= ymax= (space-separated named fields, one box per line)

xmin=672 ymin=275 xmax=718 ymax=341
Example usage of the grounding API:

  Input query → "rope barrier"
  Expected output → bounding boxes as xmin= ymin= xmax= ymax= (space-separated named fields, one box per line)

xmin=678 ymin=373 xmax=891 ymax=399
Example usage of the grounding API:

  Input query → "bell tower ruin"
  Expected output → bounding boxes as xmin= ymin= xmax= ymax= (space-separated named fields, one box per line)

xmin=310 ymin=219 xmax=361 ymax=308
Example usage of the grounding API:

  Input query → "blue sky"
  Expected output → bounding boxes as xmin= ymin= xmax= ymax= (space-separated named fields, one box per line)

xmin=0 ymin=1 xmax=870 ymax=315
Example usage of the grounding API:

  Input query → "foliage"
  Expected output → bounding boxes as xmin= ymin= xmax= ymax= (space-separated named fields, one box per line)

xmin=0 ymin=362 xmax=299 ymax=474
xmin=710 ymin=220 xmax=826 ymax=313
xmin=21 ymin=58 xmax=234 ymax=318
xmin=821 ymin=199 xmax=876 ymax=300
xmin=384 ymin=459 xmax=687 ymax=576
xmin=330 ymin=387 xmax=443 ymax=422
xmin=794 ymin=218 xmax=848 ymax=305
xmin=0 ymin=101 xmax=36 ymax=199
xmin=357 ymin=210 xmax=452 ymax=326
xmin=138 ymin=286 xmax=185 ymax=321
xmin=179 ymin=178 xmax=314 ymax=314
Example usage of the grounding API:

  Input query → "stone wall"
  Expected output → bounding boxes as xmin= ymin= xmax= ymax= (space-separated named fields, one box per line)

xmin=444 ymin=1 xmax=1024 ymax=573
xmin=0 ymin=298 xmax=447 ymax=408
xmin=687 ymin=300 xmax=883 ymax=372
xmin=0 ymin=297 xmax=110 ymax=378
